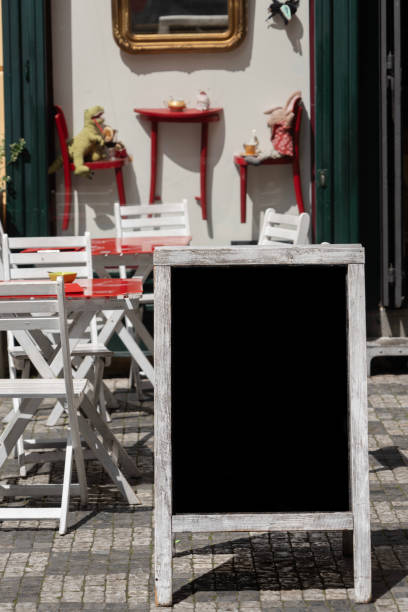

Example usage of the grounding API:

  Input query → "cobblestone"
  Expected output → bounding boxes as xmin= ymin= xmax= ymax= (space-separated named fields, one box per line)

xmin=0 ymin=376 xmax=407 ymax=608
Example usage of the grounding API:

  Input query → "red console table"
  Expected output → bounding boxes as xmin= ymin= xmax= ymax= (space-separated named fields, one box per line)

xmin=234 ymin=155 xmax=305 ymax=223
xmin=134 ymin=107 xmax=222 ymax=220
xmin=233 ymin=98 xmax=304 ymax=223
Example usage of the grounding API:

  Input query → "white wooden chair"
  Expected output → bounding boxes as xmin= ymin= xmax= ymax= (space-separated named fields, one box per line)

xmin=0 ymin=218 xmax=5 ymax=280
xmin=1 ymin=232 xmax=112 ymax=468
xmin=114 ymin=199 xmax=191 ymax=240
xmin=258 ymin=208 xmax=310 ymax=246
xmin=114 ymin=199 xmax=191 ymax=283
xmin=0 ymin=278 xmax=88 ymax=534
xmin=113 ymin=197 xmax=191 ymax=299
xmin=114 ymin=200 xmax=190 ymax=395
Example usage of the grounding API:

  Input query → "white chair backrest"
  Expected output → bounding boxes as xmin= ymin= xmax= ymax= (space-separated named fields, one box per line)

xmin=114 ymin=200 xmax=191 ymax=238
xmin=2 ymin=233 xmax=96 ymax=346
xmin=258 ymin=208 xmax=310 ymax=246
xmin=0 ymin=278 xmax=74 ymax=388
xmin=0 ymin=218 xmax=5 ymax=280
xmin=0 ymin=280 xmax=62 ymax=298
xmin=1 ymin=232 xmax=93 ymax=281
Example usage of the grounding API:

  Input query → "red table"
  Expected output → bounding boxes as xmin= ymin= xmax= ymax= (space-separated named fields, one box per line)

xmin=134 ymin=108 xmax=222 ymax=220
xmin=234 ymin=155 xmax=305 ymax=224
xmin=58 ymin=277 xmax=142 ymax=299
xmin=0 ymin=278 xmax=142 ymax=301
xmin=91 ymin=235 xmax=192 ymax=256
xmin=91 ymin=236 xmax=192 ymax=280
xmin=23 ymin=238 xmax=192 ymax=281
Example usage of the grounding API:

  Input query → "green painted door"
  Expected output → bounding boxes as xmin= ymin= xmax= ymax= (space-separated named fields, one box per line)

xmin=2 ymin=0 xmax=52 ymax=236
xmin=315 ymin=0 xmax=381 ymax=308
xmin=315 ymin=0 xmax=359 ymax=244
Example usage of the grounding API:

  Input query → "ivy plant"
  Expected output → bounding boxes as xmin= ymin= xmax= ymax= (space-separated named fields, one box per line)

xmin=0 ymin=137 xmax=26 ymax=192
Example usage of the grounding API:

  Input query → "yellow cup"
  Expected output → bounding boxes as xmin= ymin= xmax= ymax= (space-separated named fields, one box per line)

xmin=166 ymin=99 xmax=186 ymax=111
xmin=48 ymin=271 xmax=77 ymax=283
xmin=244 ymin=144 xmax=257 ymax=155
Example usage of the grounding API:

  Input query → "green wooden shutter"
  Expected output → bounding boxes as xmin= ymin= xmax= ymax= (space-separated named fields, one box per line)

xmin=314 ymin=0 xmax=333 ymax=242
xmin=315 ymin=0 xmax=359 ymax=244
xmin=2 ymin=0 xmax=52 ymax=236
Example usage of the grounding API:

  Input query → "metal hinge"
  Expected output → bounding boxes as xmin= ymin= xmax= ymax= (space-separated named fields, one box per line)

xmin=317 ymin=169 xmax=327 ymax=188
xmin=24 ymin=60 xmax=30 ymax=82
xmin=387 ymin=51 xmax=394 ymax=74
xmin=388 ymin=264 xmax=395 ymax=283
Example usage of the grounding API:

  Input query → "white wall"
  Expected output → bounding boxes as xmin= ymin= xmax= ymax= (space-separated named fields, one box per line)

xmin=51 ymin=0 xmax=311 ymax=243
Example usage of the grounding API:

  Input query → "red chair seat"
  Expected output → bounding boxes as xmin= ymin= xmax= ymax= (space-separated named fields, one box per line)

xmin=68 ymin=158 xmax=126 ymax=172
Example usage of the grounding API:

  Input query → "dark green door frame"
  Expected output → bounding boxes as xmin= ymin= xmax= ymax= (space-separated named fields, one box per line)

xmin=2 ymin=0 xmax=52 ymax=236
xmin=314 ymin=0 xmax=359 ymax=244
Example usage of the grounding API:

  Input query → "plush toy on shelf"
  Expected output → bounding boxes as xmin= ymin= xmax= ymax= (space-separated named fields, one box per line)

xmin=103 ymin=125 xmax=131 ymax=161
xmin=49 ymin=105 xmax=131 ymax=176
xmin=243 ymin=91 xmax=301 ymax=165
xmin=113 ymin=142 xmax=130 ymax=159
xmin=48 ymin=105 xmax=107 ymax=176
xmin=264 ymin=90 xmax=301 ymax=157
xmin=102 ymin=124 xmax=116 ymax=145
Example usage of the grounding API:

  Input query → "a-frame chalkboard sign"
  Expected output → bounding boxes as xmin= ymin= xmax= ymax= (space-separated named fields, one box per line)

xmin=154 ymin=245 xmax=371 ymax=606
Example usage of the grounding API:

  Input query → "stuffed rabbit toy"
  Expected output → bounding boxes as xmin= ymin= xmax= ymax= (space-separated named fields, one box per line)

xmin=244 ymin=91 xmax=301 ymax=164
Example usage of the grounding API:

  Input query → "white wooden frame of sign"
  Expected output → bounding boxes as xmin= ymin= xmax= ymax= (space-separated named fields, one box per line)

xmin=154 ymin=245 xmax=371 ymax=606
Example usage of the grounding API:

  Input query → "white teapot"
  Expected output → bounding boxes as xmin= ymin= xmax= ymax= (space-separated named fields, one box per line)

xmin=195 ymin=91 xmax=210 ymax=111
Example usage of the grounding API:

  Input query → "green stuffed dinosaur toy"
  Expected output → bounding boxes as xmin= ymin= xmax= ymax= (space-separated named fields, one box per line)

xmin=49 ymin=105 xmax=107 ymax=176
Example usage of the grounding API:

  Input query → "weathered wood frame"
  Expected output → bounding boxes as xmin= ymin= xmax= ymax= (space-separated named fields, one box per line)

xmin=154 ymin=245 xmax=371 ymax=606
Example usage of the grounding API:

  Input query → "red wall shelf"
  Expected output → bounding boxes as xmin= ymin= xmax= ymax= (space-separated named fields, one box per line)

xmin=134 ymin=107 xmax=222 ymax=220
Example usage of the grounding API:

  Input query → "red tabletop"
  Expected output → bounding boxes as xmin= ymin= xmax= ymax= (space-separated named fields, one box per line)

xmin=91 ymin=236 xmax=192 ymax=256
xmin=22 ymin=236 xmax=192 ymax=258
xmin=69 ymin=278 xmax=142 ymax=297
xmin=0 ymin=278 xmax=143 ymax=299
xmin=134 ymin=108 xmax=222 ymax=122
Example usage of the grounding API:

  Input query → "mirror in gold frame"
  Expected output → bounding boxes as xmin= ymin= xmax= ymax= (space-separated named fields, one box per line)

xmin=112 ymin=0 xmax=247 ymax=53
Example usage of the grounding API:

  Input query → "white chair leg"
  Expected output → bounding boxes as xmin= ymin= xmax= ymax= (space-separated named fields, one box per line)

xmin=73 ymin=446 xmax=88 ymax=507
xmin=120 ymin=278 xmax=147 ymax=397
xmin=73 ymin=188 xmax=79 ymax=237
xmin=16 ymin=360 xmax=30 ymax=477
xmin=47 ymin=356 xmax=90 ymax=427
xmin=98 ymin=386 xmax=111 ymax=423
xmin=133 ymin=362 xmax=145 ymax=402
xmin=59 ymin=434 xmax=74 ymax=536
xmin=16 ymin=435 xmax=27 ymax=478
xmin=102 ymin=382 xmax=119 ymax=409
xmin=129 ymin=304 xmax=149 ymax=401
xmin=125 ymin=313 xmax=136 ymax=391
xmin=93 ymin=358 xmax=111 ymax=422
xmin=77 ymin=413 xmax=140 ymax=504
xmin=47 ymin=402 xmax=64 ymax=427
xmin=128 ymin=359 xmax=136 ymax=389
xmin=65 ymin=404 xmax=88 ymax=507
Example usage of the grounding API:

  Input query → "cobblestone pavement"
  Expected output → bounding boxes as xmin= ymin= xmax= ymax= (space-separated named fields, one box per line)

xmin=0 ymin=374 xmax=408 ymax=610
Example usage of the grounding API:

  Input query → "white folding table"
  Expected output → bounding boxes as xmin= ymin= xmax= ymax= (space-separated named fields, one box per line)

xmin=0 ymin=278 xmax=145 ymax=504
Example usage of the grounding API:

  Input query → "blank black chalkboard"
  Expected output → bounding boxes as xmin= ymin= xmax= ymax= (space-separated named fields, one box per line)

xmin=171 ymin=265 xmax=349 ymax=514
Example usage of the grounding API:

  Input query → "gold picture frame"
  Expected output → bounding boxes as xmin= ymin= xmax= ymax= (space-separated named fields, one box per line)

xmin=112 ymin=0 xmax=247 ymax=53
